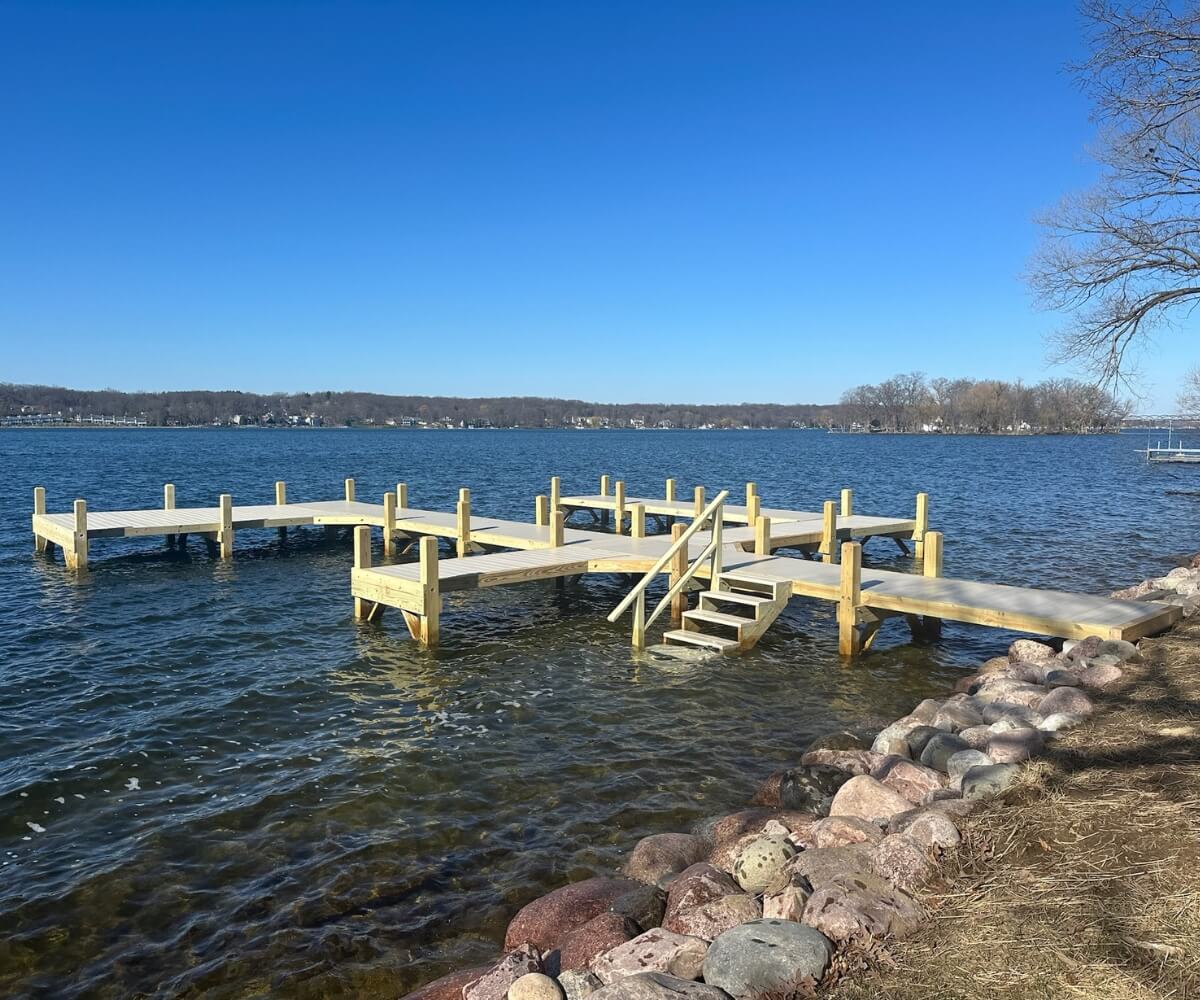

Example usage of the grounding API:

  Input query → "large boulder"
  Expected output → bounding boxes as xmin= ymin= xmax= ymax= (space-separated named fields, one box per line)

xmin=972 ymin=678 xmax=1047 ymax=709
xmin=803 ymin=729 xmax=871 ymax=754
xmin=808 ymin=815 xmax=884 ymax=849
xmin=1038 ymin=687 xmax=1095 ymax=718
xmin=932 ymin=701 xmax=984 ymax=733
xmin=919 ymin=733 xmax=970 ymax=773
xmin=762 ymin=881 xmax=811 ymax=921
xmin=1097 ymin=638 xmax=1139 ymax=662
xmin=559 ymin=913 xmax=639 ymax=972
xmin=731 ymin=835 xmax=796 ymax=893
xmin=778 ymin=766 xmax=851 ymax=813
xmin=1009 ymin=639 xmax=1057 ymax=663
xmin=505 ymin=879 xmax=642 ymax=951
xmin=871 ymin=834 xmax=934 ymax=890
xmin=557 ymin=971 xmax=602 ymax=1000
xmin=961 ymin=763 xmax=1020 ymax=800
xmin=785 ymin=844 xmax=877 ymax=889
xmin=589 ymin=973 xmax=730 ymax=1000
xmin=871 ymin=756 xmax=947 ymax=804
xmin=828 ymin=775 xmax=913 ymax=824
xmin=1038 ymin=712 xmax=1083 ymax=734
xmin=663 ymin=893 xmax=762 ymax=941
xmin=702 ymin=920 xmax=833 ymax=999
xmin=890 ymin=809 xmax=960 ymax=850
xmin=802 ymin=872 xmax=924 ymax=943
xmin=1078 ymin=663 xmax=1123 ymax=690
xmin=909 ymin=698 xmax=943 ymax=723
xmin=694 ymin=811 xmax=817 ymax=852
xmin=800 ymin=748 xmax=887 ymax=777
xmin=624 ymin=834 xmax=708 ymax=887
xmin=591 ymin=928 xmax=708 ymax=985
xmin=946 ymin=749 xmax=992 ymax=779
xmin=987 ymin=727 xmax=1044 ymax=764
xmin=401 ymin=966 xmax=492 ymax=1000
xmin=664 ymin=865 xmax=740 ymax=920
xmin=905 ymin=725 xmax=943 ymax=758
xmin=508 ymin=974 xmax=563 ymax=1000
xmin=957 ymin=725 xmax=993 ymax=750
xmin=464 ymin=947 xmax=544 ymax=1000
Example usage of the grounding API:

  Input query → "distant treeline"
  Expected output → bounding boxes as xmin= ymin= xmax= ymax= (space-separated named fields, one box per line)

xmin=839 ymin=374 xmax=1130 ymax=434
xmin=0 ymin=376 xmax=1131 ymax=432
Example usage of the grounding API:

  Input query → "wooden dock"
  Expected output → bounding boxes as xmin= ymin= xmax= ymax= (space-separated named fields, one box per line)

xmin=31 ymin=476 xmax=1180 ymax=657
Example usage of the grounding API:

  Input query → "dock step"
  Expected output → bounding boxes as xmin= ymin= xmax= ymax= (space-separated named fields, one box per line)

xmin=699 ymin=589 xmax=765 ymax=608
xmin=719 ymin=572 xmax=789 ymax=601
xmin=684 ymin=608 xmax=751 ymax=630
xmin=662 ymin=629 xmax=741 ymax=652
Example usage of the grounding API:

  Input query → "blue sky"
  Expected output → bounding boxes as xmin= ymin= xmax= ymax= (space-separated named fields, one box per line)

xmin=0 ymin=1 xmax=1189 ymax=408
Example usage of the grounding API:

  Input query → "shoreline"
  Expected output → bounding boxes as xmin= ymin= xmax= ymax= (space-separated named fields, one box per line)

xmin=401 ymin=560 xmax=1200 ymax=1000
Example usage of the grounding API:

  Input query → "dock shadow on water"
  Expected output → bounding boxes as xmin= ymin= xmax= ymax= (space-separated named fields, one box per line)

xmin=0 ymin=428 xmax=1192 ymax=997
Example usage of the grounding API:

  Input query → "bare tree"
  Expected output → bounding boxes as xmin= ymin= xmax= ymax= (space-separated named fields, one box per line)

xmin=1182 ymin=366 xmax=1200 ymax=413
xmin=1031 ymin=0 xmax=1200 ymax=381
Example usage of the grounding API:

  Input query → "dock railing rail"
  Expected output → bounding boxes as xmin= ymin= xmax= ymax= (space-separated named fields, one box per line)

xmin=608 ymin=490 xmax=729 ymax=648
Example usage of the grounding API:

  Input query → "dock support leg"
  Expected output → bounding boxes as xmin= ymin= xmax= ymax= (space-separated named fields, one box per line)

xmin=550 ymin=511 xmax=564 ymax=548
xmin=353 ymin=525 xmax=374 ymax=620
xmin=397 ymin=482 xmax=408 ymax=509
xmin=599 ymin=474 xmax=610 ymax=528
xmin=65 ymin=499 xmax=88 ymax=572
xmin=838 ymin=541 xmax=862 ymax=657
xmin=747 ymin=494 xmax=760 ymax=527
xmin=614 ymin=480 xmax=625 ymax=535
xmin=345 ymin=478 xmax=356 ymax=503
xmin=821 ymin=500 xmax=838 ymax=564
xmin=456 ymin=488 xmax=471 ymax=558
xmin=218 ymin=493 xmax=234 ymax=560
xmin=164 ymin=483 xmax=176 ymax=548
xmin=419 ymin=535 xmax=440 ymax=647
xmin=910 ymin=530 xmax=944 ymax=640
xmin=630 ymin=502 xmax=645 ymax=539
xmin=914 ymin=492 xmax=928 ymax=559
xmin=669 ymin=523 xmax=687 ymax=626
xmin=755 ymin=515 xmax=771 ymax=556
xmin=664 ymin=477 xmax=676 ymax=528
xmin=275 ymin=480 xmax=287 ymax=542
xmin=550 ymin=476 xmax=561 ymax=518
xmin=535 ymin=495 xmax=548 ymax=527
xmin=33 ymin=486 xmax=47 ymax=553
xmin=384 ymin=491 xmax=396 ymax=558
xmin=841 ymin=488 xmax=853 ymax=518
xmin=693 ymin=486 xmax=705 ymax=522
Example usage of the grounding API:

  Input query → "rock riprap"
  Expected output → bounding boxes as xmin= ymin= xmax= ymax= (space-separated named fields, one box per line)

xmin=731 ymin=835 xmax=796 ymax=893
xmin=591 ymin=929 xmax=708 ymax=985
xmin=702 ymin=920 xmax=833 ymax=999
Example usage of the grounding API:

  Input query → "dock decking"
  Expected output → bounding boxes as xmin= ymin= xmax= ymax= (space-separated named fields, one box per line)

xmin=31 ymin=475 xmax=1181 ymax=657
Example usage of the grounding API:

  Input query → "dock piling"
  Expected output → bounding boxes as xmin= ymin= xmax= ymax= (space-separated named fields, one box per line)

xmin=665 ymin=478 xmax=676 ymax=502
xmin=535 ymin=495 xmax=549 ymax=527
xmin=745 ymin=482 xmax=757 ymax=508
xmin=631 ymin=502 xmax=645 ymax=539
xmin=218 ymin=494 xmax=233 ymax=559
xmin=274 ymin=481 xmax=287 ymax=542
xmin=383 ymin=491 xmax=396 ymax=557
xmin=354 ymin=525 xmax=372 ymax=619
xmin=914 ymin=492 xmax=929 ymax=558
xmin=33 ymin=486 xmax=47 ymax=552
xmin=821 ymin=500 xmax=838 ymax=564
xmin=344 ymin=478 xmax=356 ymax=503
xmin=693 ymin=486 xmax=705 ymax=520
xmin=164 ymin=483 xmax=177 ymax=548
xmin=669 ymin=522 xmax=687 ymax=625
xmin=63 ymin=499 xmax=89 ymax=571
xmin=457 ymin=488 xmax=471 ymax=558
xmin=397 ymin=483 xmax=408 ymax=509
xmin=840 ymin=488 xmax=853 ymax=518
xmin=747 ymin=493 xmax=761 ymax=525
xmin=614 ymin=480 xmax=626 ymax=535
xmin=600 ymin=474 xmax=610 ymax=497
xmin=418 ymin=536 xmax=439 ymax=647
xmin=838 ymin=541 xmax=862 ymax=656
xmin=551 ymin=510 xmax=564 ymax=548
xmin=755 ymin=515 xmax=772 ymax=556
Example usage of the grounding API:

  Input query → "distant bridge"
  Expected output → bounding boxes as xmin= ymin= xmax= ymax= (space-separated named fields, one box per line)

xmin=1122 ymin=413 xmax=1200 ymax=429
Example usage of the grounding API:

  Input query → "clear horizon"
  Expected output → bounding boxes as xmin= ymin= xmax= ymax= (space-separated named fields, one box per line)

xmin=1 ymin=2 xmax=1193 ymax=411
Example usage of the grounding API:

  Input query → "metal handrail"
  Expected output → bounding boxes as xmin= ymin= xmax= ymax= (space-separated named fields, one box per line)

xmin=608 ymin=490 xmax=729 ymax=647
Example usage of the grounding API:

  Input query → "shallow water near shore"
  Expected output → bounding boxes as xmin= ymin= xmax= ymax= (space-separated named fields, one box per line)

xmin=0 ymin=428 xmax=1194 ymax=998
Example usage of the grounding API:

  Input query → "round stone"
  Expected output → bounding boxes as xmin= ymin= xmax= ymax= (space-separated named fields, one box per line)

xmin=946 ymin=749 xmax=992 ymax=779
xmin=702 ymin=919 xmax=833 ymax=997
xmin=509 ymin=974 xmax=564 ymax=1000
xmin=731 ymin=835 xmax=797 ymax=893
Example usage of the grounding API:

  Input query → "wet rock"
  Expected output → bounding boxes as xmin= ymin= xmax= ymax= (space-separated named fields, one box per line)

xmin=694 ymin=811 xmax=817 ymax=852
xmin=987 ymin=726 xmax=1044 ymax=764
xmin=664 ymin=865 xmax=740 ymax=920
xmin=905 ymin=725 xmax=943 ymax=758
xmin=402 ymin=966 xmax=492 ymax=1000
xmin=778 ymin=765 xmax=850 ymax=813
xmin=589 ymin=973 xmax=731 ymax=1000
xmin=1038 ymin=712 xmax=1082 ymax=734
xmin=557 ymin=970 xmax=602 ymax=1000
xmin=957 ymin=725 xmax=992 ymax=750
xmin=506 ymin=879 xmax=641 ymax=952
xmin=509 ymin=974 xmax=563 ymax=1000
xmin=910 ymin=698 xmax=942 ymax=724
xmin=559 ymin=913 xmax=639 ymax=972
xmin=871 ymin=756 xmax=947 ymax=803
xmin=465 ymin=947 xmax=545 ymax=1000
xmin=799 ymin=748 xmax=887 ymax=776
xmin=731 ymin=836 xmax=796 ymax=893
xmin=890 ymin=809 xmax=960 ymax=850
xmin=702 ymin=920 xmax=833 ymax=999
xmin=785 ymin=844 xmax=877 ymax=889
xmin=872 ymin=833 xmax=934 ymax=890
xmin=932 ymin=701 xmax=984 ymax=733
xmin=803 ymin=729 xmax=871 ymax=754
xmin=980 ymin=656 xmax=1013 ymax=674
xmin=809 ymin=815 xmax=884 ymax=849
xmin=953 ymin=674 xmax=981 ymax=694
xmin=610 ymin=884 xmax=667 ymax=932
xmin=1009 ymin=639 xmax=1057 ymax=662
xmin=1038 ymin=687 xmax=1095 ymax=718
xmin=591 ymin=928 xmax=708 ymax=985
xmin=624 ymin=834 xmax=708 ymax=887
xmin=663 ymin=893 xmax=761 ymax=942
xmin=762 ymin=882 xmax=811 ymax=921
xmin=919 ymin=733 xmax=970 ymax=773
xmin=828 ymin=775 xmax=914 ymax=824
xmin=946 ymin=749 xmax=992 ymax=778
xmin=961 ymin=763 xmax=1020 ymax=800
xmin=801 ymin=872 xmax=924 ymax=943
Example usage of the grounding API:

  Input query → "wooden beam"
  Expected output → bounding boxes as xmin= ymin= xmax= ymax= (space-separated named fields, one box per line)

xmin=396 ymin=482 xmax=408 ymax=509
xmin=354 ymin=525 xmax=372 ymax=619
xmin=457 ymin=487 xmax=471 ymax=558
xmin=838 ymin=541 xmax=862 ymax=657
xmin=33 ymin=486 xmax=46 ymax=552
xmin=840 ymin=488 xmax=853 ymax=518
xmin=755 ymin=515 xmax=771 ymax=556
xmin=535 ymin=494 xmax=549 ymax=526
xmin=669 ymin=522 xmax=687 ymax=626
xmin=383 ymin=491 xmax=396 ymax=557
xmin=218 ymin=493 xmax=233 ymax=559
xmin=614 ymin=479 xmax=626 ymax=535
xmin=821 ymin=500 xmax=837 ymax=564
xmin=630 ymin=502 xmax=645 ymax=539
xmin=419 ymin=535 xmax=440 ymax=647
xmin=914 ymin=491 xmax=928 ymax=558
xmin=665 ymin=478 xmax=676 ymax=502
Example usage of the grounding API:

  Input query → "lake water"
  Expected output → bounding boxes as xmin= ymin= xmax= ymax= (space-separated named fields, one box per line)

xmin=1 ymin=428 xmax=1194 ymax=998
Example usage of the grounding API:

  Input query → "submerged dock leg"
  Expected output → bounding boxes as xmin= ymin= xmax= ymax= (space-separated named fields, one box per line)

xmin=403 ymin=535 xmax=439 ymax=648
xmin=65 ymin=499 xmax=88 ymax=572
xmin=600 ymin=474 xmax=610 ymax=528
xmin=354 ymin=525 xmax=373 ymax=620
xmin=275 ymin=480 xmax=287 ymax=542
xmin=33 ymin=486 xmax=47 ymax=553
xmin=670 ymin=523 xmax=687 ymax=626
xmin=218 ymin=493 xmax=234 ymax=559
xmin=164 ymin=483 xmax=176 ymax=548
xmin=838 ymin=541 xmax=862 ymax=656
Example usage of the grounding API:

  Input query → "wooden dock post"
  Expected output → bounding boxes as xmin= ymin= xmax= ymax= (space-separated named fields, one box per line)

xmin=821 ymin=500 xmax=838 ymax=564
xmin=614 ymin=480 xmax=626 ymax=535
xmin=755 ymin=515 xmax=771 ymax=556
xmin=920 ymin=529 xmax=944 ymax=639
xmin=354 ymin=525 xmax=372 ymax=619
xmin=164 ymin=483 xmax=177 ymax=548
xmin=665 ymin=478 xmax=676 ymax=502
xmin=383 ymin=491 xmax=397 ymax=557
xmin=218 ymin=494 xmax=233 ymax=559
xmin=418 ymin=535 xmax=439 ymax=647
xmin=535 ymin=495 xmax=549 ymax=526
xmin=630 ymin=502 xmax=645 ymax=539
xmin=693 ymin=486 xmax=705 ymax=519
xmin=551 ymin=510 xmax=564 ymax=547
xmin=274 ymin=481 xmax=287 ymax=542
xmin=396 ymin=482 xmax=408 ymax=509
xmin=599 ymin=475 xmax=610 ymax=527
xmin=747 ymin=493 xmax=761 ymax=525
xmin=669 ymin=522 xmax=687 ymax=625
xmin=838 ymin=541 xmax=862 ymax=656
xmin=745 ymin=482 xmax=757 ymax=508
xmin=33 ymin=486 xmax=47 ymax=552
xmin=914 ymin=492 xmax=928 ymax=558
xmin=840 ymin=488 xmax=853 ymax=517
xmin=457 ymin=488 xmax=471 ymax=558
xmin=65 ymin=499 xmax=88 ymax=572
xmin=344 ymin=478 xmax=356 ymax=502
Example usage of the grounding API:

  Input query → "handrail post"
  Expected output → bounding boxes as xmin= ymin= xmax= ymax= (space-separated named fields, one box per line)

xmin=914 ymin=492 xmax=929 ymax=558
xmin=755 ymin=515 xmax=771 ymax=556
xmin=535 ymin=495 xmax=548 ymax=526
xmin=710 ymin=499 xmax=724 ymax=587
xmin=840 ymin=488 xmax=853 ymax=517
xmin=457 ymin=488 xmax=471 ymax=557
xmin=670 ymin=522 xmax=687 ymax=625
xmin=821 ymin=500 xmax=838 ymax=564
xmin=550 ymin=476 xmax=561 ymax=514
xmin=838 ymin=541 xmax=862 ymax=657
xmin=630 ymin=502 xmax=645 ymax=539
xmin=383 ymin=490 xmax=396 ymax=557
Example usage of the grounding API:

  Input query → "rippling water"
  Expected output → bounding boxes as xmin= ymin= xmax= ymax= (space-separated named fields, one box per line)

xmin=1 ymin=428 xmax=1195 ymax=998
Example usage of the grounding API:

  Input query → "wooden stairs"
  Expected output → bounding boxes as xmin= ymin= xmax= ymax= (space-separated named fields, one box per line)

xmin=663 ymin=571 xmax=792 ymax=653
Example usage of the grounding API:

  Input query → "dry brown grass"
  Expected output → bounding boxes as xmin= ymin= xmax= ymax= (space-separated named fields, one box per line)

xmin=828 ymin=620 xmax=1200 ymax=1000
